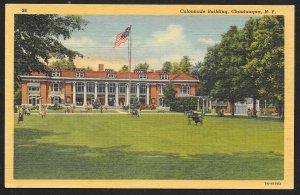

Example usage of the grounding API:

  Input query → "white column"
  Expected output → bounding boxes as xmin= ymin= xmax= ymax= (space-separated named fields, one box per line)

xmin=146 ymin=83 xmax=150 ymax=105
xmin=105 ymin=82 xmax=108 ymax=106
xmin=73 ymin=82 xmax=76 ymax=106
xmin=115 ymin=83 xmax=119 ymax=106
xmin=94 ymin=82 xmax=97 ymax=100
xmin=126 ymin=84 xmax=130 ymax=106
xmin=136 ymin=83 xmax=140 ymax=99
xmin=206 ymin=98 xmax=209 ymax=112
xmin=83 ymin=82 xmax=87 ymax=106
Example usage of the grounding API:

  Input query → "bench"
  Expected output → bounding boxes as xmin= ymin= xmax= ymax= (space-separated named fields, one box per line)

xmin=131 ymin=109 xmax=140 ymax=117
xmin=187 ymin=112 xmax=203 ymax=125
xmin=184 ymin=110 xmax=193 ymax=116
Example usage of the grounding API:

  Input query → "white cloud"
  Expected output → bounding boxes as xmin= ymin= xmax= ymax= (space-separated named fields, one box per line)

xmin=146 ymin=24 xmax=189 ymax=48
xmin=197 ymin=38 xmax=218 ymax=46
xmin=62 ymin=37 xmax=97 ymax=48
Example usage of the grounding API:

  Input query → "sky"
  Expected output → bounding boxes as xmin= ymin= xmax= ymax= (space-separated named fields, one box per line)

xmin=60 ymin=15 xmax=255 ymax=71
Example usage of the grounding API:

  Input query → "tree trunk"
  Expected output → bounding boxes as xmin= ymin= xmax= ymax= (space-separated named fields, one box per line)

xmin=279 ymin=100 xmax=284 ymax=119
xmin=252 ymin=97 xmax=257 ymax=117
xmin=231 ymin=100 xmax=235 ymax=117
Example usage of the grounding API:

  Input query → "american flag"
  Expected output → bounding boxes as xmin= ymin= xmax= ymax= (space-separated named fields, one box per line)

xmin=113 ymin=27 xmax=131 ymax=48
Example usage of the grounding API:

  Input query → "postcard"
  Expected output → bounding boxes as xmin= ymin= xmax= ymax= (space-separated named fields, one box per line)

xmin=5 ymin=4 xmax=294 ymax=189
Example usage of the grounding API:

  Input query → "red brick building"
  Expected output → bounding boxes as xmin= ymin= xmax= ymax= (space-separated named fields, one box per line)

xmin=20 ymin=64 xmax=199 ymax=107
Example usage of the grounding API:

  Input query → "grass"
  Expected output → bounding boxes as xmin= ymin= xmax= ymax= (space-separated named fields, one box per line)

xmin=14 ymin=113 xmax=283 ymax=179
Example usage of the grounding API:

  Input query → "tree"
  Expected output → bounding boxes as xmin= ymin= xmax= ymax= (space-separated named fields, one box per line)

xmin=135 ymin=62 xmax=149 ymax=71
xmin=172 ymin=62 xmax=181 ymax=73
xmin=14 ymin=14 xmax=88 ymax=104
xmin=85 ymin=66 xmax=93 ymax=71
xmin=211 ymin=26 xmax=247 ymax=116
xmin=119 ymin=65 xmax=129 ymax=72
xmin=162 ymin=82 xmax=177 ymax=107
xmin=132 ymin=97 xmax=140 ymax=109
xmin=92 ymin=98 xmax=101 ymax=109
xmin=179 ymin=56 xmax=192 ymax=74
xmin=242 ymin=16 xmax=284 ymax=118
xmin=162 ymin=61 xmax=173 ymax=73
xmin=50 ymin=59 xmax=76 ymax=70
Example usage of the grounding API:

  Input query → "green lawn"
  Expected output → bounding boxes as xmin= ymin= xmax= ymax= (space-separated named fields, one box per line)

xmin=14 ymin=114 xmax=283 ymax=180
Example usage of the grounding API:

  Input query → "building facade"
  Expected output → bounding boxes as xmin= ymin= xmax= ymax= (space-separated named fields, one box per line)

xmin=20 ymin=64 xmax=199 ymax=107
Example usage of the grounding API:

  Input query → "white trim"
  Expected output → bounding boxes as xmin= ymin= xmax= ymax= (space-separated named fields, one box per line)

xmin=20 ymin=75 xmax=199 ymax=83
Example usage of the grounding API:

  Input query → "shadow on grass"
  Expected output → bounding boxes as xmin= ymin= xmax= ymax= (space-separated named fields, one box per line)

xmin=14 ymin=128 xmax=283 ymax=180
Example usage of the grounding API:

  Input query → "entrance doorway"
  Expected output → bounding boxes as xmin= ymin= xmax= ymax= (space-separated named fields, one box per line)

xmin=76 ymin=96 xmax=84 ymax=106
xmin=108 ymin=95 xmax=115 ymax=106
xmin=28 ymin=96 xmax=40 ymax=106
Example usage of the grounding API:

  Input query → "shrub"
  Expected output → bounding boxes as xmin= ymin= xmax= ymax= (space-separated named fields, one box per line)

xmin=48 ymin=102 xmax=63 ymax=110
xmin=93 ymin=98 xmax=101 ymax=109
xmin=170 ymin=97 xmax=198 ymax=112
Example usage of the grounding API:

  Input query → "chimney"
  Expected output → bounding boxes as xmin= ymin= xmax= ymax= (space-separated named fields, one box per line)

xmin=98 ymin=64 xmax=104 ymax=71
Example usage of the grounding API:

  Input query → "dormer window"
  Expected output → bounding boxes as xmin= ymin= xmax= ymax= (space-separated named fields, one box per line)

xmin=139 ymin=74 xmax=147 ymax=79
xmin=76 ymin=72 xmax=84 ymax=78
xmin=108 ymin=74 xmax=116 ymax=78
xmin=160 ymin=74 xmax=168 ymax=80
xmin=51 ymin=71 xmax=60 ymax=77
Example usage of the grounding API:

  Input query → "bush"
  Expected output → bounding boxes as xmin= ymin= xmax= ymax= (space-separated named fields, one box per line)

xmin=48 ymin=102 xmax=63 ymax=110
xmin=170 ymin=97 xmax=198 ymax=112
xmin=30 ymin=105 xmax=40 ymax=110
xmin=122 ymin=105 xmax=129 ymax=110
xmin=93 ymin=98 xmax=101 ymax=109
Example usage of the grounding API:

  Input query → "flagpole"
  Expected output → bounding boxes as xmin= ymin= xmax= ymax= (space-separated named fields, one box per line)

xmin=128 ymin=25 xmax=132 ymax=112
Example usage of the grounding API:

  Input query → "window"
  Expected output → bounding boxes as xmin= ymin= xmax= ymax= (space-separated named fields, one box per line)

xmin=108 ymin=74 xmax=116 ymax=78
xmin=50 ymin=83 xmax=62 ymax=92
xmin=108 ymin=83 xmax=115 ymax=93
xmin=139 ymin=74 xmax=147 ymax=79
xmin=51 ymin=72 xmax=60 ymax=77
xmin=76 ymin=72 xmax=84 ymax=78
xmin=119 ymin=83 xmax=126 ymax=94
xmin=130 ymin=84 xmax=137 ymax=94
xmin=181 ymin=85 xmax=190 ymax=94
xmin=97 ymin=83 xmax=105 ymax=93
xmin=76 ymin=82 xmax=84 ymax=93
xmin=28 ymin=86 xmax=40 ymax=92
xmin=159 ymin=85 xmax=164 ymax=95
xmin=87 ymin=82 xmax=94 ymax=93
xmin=140 ymin=84 xmax=147 ymax=94
xmin=160 ymin=74 xmax=168 ymax=80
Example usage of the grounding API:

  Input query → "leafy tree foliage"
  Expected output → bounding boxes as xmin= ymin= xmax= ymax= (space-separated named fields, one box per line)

xmin=50 ymin=59 xmax=76 ymax=70
xmin=194 ymin=16 xmax=284 ymax=117
xmin=241 ymin=16 xmax=284 ymax=117
xmin=162 ymin=61 xmax=173 ymax=73
xmin=92 ymin=98 xmax=101 ymax=109
xmin=179 ymin=56 xmax=192 ymax=74
xmin=172 ymin=62 xmax=181 ymax=73
xmin=85 ymin=66 xmax=93 ymax=71
xmin=14 ymin=14 xmax=88 ymax=104
xmin=162 ymin=82 xmax=177 ymax=106
xmin=15 ymin=14 xmax=87 ymax=76
xmin=119 ymin=65 xmax=129 ymax=72
xmin=135 ymin=62 xmax=149 ymax=71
